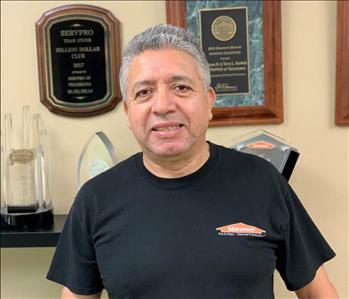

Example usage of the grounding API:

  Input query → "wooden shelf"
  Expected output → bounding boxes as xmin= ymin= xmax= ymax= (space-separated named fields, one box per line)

xmin=0 ymin=215 xmax=67 ymax=248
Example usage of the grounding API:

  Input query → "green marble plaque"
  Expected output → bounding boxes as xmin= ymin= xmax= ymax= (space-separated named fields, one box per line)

xmin=186 ymin=0 xmax=265 ymax=108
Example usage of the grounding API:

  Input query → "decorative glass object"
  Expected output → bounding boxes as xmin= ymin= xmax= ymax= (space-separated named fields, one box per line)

xmin=1 ymin=106 xmax=53 ymax=229
xmin=77 ymin=131 xmax=117 ymax=189
xmin=230 ymin=129 xmax=299 ymax=181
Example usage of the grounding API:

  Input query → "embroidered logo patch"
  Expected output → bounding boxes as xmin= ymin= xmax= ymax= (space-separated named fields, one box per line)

xmin=216 ymin=222 xmax=266 ymax=237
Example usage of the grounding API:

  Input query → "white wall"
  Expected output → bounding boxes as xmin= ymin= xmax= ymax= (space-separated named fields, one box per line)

xmin=1 ymin=1 xmax=348 ymax=298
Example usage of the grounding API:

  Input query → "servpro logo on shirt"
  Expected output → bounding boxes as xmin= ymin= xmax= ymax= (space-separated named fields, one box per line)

xmin=216 ymin=222 xmax=266 ymax=237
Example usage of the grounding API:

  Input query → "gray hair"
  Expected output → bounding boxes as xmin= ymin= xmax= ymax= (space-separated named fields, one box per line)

xmin=119 ymin=24 xmax=211 ymax=100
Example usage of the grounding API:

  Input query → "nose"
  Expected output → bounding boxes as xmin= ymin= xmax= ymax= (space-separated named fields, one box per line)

xmin=151 ymin=86 xmax=176 ymax=115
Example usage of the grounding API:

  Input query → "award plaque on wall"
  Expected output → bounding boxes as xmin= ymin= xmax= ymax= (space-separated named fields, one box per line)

xmin=335 ymin=1 xmax=349 ymax=125
xmin=166 ymin=1 xmax=283 ymax=126
xmin=36 ymin=5 xmax=121 ymax=117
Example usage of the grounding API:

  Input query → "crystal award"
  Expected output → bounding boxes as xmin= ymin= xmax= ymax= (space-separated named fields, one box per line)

xmin=77 ymin=132 xmax=117 ymax=189
xmin=1 ymin=106 xmax=53 ymax=229
xmin=230 ymin=129 xmax=300 ymax=181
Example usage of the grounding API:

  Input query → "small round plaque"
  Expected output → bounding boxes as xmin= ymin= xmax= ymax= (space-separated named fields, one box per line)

xmin=211 ymin=16 xmax=237 ymax=42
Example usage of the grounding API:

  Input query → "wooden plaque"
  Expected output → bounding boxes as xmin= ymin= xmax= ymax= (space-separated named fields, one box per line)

xmin=166 ymin=1 xmax=283 ymax=126
xmin=36 ymin=4 xmax=121 ymax=117
xmin=335 ymin=1 xmax=349 ymax=125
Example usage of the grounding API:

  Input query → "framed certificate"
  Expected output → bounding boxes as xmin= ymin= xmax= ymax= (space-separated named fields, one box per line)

xmin=335 ymin=1 xmax=349 ymax=125
xmin=166 ymin=1 xmax=283 ymax=126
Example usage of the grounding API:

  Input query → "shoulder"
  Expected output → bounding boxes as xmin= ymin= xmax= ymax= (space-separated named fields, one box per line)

xmin=212 ymin=142 xmax=282 ymax=179
xmin=73 ymin=152 xmax=140 ymax=209
xmin=84 ymin=152 xmax=139 ymax=190
xmin=212 ymin=143 xmax=303 ymax=222
xmin=210 ymin=142 xmax=292 ymax=206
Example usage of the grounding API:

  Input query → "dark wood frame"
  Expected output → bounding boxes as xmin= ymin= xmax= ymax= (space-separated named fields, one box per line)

xmin=335 ymin=1 xmax=349 ymax=125
xmin=36 ymin=4 xmax=121 ymax=117
xmin=166 ymin=1 xmax=283 ymax=126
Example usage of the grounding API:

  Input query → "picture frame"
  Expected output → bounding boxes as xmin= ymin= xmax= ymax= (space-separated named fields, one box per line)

xmin=36 ymin=4 xmax=121 ymax=117
xmin=166 ymin=1 xmax=283 ymax=126
xmin=335 ymin=1 xmax=349 ymax=125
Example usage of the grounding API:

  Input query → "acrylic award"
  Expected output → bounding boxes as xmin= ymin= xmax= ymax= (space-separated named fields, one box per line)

xmin=230 ymin=129 xmax=299 ymax=181
xmin=77 ymin=131 xmax=117 ymax=189
xmin=1 ymin=106 xmax=53 ymax=229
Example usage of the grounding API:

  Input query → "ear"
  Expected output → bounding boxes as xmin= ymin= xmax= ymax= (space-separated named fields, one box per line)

xmin=123 ymin=101 xmax=131 ymax=129
xmin=206 ymin=87 xmax=216 ymax=120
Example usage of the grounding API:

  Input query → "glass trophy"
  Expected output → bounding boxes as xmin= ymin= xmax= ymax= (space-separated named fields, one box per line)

xmin=1 ymin=106 xmax=53 ymax=229
xmin=77 ymin=131 xmax=117 ymax=189
xmin=230 ymin=129 xmax=299 ymax=181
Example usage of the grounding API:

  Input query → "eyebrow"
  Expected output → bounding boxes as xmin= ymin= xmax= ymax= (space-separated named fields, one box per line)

xmin=131 ymin=75 xmax=195 ymax=94
xmin=169 ymin=75 xmax=195 ymax=86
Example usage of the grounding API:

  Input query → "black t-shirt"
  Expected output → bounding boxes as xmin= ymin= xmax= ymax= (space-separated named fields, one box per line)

xmin=47 ymin=142 xmax=335 ymax=299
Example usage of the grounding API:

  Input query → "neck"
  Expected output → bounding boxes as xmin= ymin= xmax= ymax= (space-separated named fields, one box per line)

xmin=143 ymin=142 xmax=210 ymax=178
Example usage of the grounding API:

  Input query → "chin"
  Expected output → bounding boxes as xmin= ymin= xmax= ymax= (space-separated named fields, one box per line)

xmin=147 ymin=143 xmax=191 ymax=158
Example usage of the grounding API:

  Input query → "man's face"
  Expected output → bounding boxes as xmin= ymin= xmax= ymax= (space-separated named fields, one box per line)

xmin=124 ymin=48 xmax=215 ymax=160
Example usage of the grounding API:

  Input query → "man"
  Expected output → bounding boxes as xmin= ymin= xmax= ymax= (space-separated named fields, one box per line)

xmin=47 ymin=24 xmax=338 ymax=299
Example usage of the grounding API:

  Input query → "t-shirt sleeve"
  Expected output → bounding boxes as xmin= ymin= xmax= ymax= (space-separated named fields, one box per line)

xmin=276 ymin=182 xmax=336 ymax=291
xmin=46 ymin=194 xmax=104 ymax=295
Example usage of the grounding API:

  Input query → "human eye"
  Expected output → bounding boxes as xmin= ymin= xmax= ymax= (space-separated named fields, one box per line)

xmin=134 ymin=88 xmax=153 ymax=100
xmin=174 ymin=84 xmax=192 ymax=94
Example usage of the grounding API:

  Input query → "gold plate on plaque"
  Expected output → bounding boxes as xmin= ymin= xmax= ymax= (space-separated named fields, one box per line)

xmin=211 ymin=16 xmax=236 ymax=42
